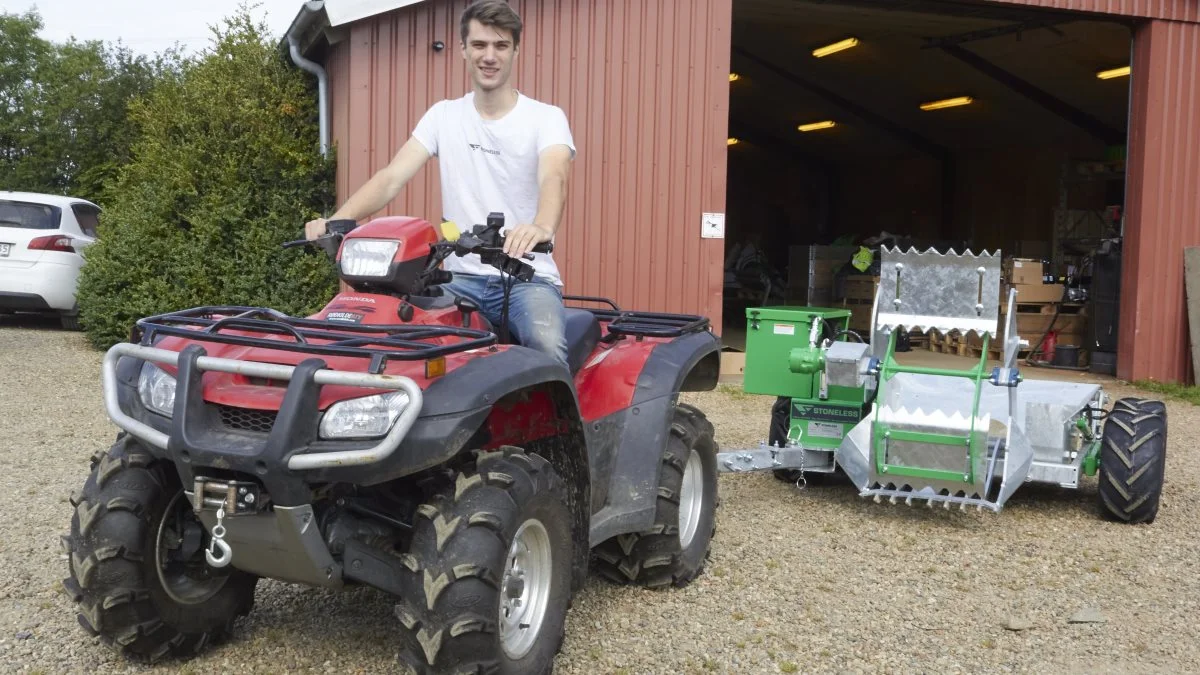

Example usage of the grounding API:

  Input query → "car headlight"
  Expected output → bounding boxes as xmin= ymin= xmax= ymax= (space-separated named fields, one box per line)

xmin=339 ymin=239 xmax=399 ymax=277
xmin=319 ymin=390 xmax=410 ymax=439
xmin=138 ymin=362 xmax=177 ymax=417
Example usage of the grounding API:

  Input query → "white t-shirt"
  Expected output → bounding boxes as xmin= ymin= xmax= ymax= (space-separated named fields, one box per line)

xmin=411 ymin=91 xmax=576 ymax=287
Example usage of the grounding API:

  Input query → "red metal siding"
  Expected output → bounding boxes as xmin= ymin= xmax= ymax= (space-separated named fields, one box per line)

xmin=989 ymin=0 xmax=1199 ymax=22
xmin=1117 ymin=17 xmax=1200 ymax=382
xmin=327 ymin=0 xmax=733 ymax=330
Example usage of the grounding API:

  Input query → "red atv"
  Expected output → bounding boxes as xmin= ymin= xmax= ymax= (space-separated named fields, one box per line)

xmin=63 ymin=213 xmax=722 ymax=673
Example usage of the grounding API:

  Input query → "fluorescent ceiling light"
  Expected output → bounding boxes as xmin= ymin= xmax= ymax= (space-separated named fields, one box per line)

xmin=729 ymin=72 xmax=740 ymax=82
xmin=920 ymin=96 xmax=974 ymax=111
xmin=813 ymin=37 xmax=859 ymax=58
xmin=798 ymin=120 xmax=836 ymax=132
xmin=1096 ymin=65 xmax=1131 ymax=79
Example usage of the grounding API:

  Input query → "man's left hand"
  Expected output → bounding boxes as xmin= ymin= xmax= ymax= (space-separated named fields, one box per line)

xmin=504 ymin=223 xmax=553 ymax=258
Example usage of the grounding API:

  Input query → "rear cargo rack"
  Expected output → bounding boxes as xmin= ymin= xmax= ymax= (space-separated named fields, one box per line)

xmin=133 ymin=306 xmax=497 ymax=373
xmin=563 ymin=296 xmax=710 ymax=339
xmin=589 ymin=308 xmax=710 ymax=339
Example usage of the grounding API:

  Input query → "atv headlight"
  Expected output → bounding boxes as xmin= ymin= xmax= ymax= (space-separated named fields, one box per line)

xmin=340 ymin=239 xmax=399 ymax=277
xmin=138 ymin=362 xmax=177 ymax=417
xmin=319 ymin=390 xmax=411 ymax=439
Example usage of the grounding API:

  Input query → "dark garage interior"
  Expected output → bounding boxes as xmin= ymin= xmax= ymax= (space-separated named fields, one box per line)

xmin=721 ymin=0 xmax=1133 ymax=372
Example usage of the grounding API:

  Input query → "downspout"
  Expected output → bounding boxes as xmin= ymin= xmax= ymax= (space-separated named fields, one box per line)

xmin=286 ymin=1 xmax=329 ymax=157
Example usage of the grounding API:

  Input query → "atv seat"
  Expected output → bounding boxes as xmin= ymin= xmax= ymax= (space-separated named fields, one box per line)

xmin=564 ymin=308 xmax=601 ymax=375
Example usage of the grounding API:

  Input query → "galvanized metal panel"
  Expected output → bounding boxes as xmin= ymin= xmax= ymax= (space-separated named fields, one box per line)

xmin=988 ymin=0 xmax=1199 ymax=22
xmin=326 ymin=0 xmax=732 ymax=329
xmin=1118 ymin=18 xmax=1200 ymax=382
xmin=325 ymin=0 xmax=432 ymax=27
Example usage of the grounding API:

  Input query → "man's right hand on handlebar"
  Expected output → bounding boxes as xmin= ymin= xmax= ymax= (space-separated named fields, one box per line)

xmin=304 ymin=218 xmax=328 ymax=240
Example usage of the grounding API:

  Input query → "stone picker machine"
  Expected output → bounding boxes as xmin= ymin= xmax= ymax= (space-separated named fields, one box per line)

xmin=717 ymin=246 xmax=1166 ymax=523
xmin=62 ymin=213 xmax=723 ymax=673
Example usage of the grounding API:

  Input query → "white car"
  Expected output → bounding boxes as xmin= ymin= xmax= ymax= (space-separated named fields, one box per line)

xmin=0 ymin=191 xmax=100 ymax=330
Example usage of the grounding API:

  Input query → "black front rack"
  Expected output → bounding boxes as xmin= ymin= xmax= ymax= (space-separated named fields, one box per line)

xmin=133 ymin=306 xmax=497 ymax=374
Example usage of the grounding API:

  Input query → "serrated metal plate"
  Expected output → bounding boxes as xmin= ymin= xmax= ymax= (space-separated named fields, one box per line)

xmin=874 ymin=246 xmax=1002 ymax=337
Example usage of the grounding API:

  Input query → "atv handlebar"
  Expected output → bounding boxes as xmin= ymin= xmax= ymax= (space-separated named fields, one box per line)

xmin=281 ymin=219 xmax=360 ymax=252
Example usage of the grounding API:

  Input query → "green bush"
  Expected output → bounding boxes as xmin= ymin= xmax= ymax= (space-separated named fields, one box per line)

xmin=76 ymin=9 xmax=338 ymax=349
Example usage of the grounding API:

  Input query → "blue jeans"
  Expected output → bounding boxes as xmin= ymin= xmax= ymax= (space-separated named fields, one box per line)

xmin=439 ymin=273 xmax=569 ymax=368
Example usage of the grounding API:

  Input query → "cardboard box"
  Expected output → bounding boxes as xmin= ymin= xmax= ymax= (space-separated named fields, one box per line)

xmin=1009 ymin=283 xmax=1064 ymax=304
xmin=1005 ymin=258 xmax=1043 ymax=285
xmin=840 ymin=276 xmax=880 ymax=302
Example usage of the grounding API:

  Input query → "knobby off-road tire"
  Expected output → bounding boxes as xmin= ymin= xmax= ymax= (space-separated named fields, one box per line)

xmin=62 ymin=436 xmax=258 ymax=663
xmin=395 ymin=447 xmax=574 ymax=674
xmin=1098 ymin=398 xmax=1167 ymax=524
xmin=593 ymin=403 xmax=719 ymax=588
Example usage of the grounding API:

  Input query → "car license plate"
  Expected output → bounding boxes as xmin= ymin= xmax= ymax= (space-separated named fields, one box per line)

xmin=0 ymin=243 xmax=10 ymax=257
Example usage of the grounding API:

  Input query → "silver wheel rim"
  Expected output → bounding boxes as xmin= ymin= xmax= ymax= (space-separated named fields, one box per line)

xmin=499 ymin=518 xmax=553 ymax=660
xmin=156 ymin=491 xmax=229 ymax=605
xmin=679 ymin=448 xmax=705 ymax=549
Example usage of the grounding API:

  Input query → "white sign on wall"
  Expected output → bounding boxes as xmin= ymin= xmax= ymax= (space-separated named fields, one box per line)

xmin=701 ymin=212 xmax=725 ymax=239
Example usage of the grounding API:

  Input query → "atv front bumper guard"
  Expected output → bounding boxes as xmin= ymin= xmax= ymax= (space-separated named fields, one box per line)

xmin=102 ymin=342 xmax=424 ymax=471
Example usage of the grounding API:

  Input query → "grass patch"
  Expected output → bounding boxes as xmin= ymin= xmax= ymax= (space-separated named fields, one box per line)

xmin=717 ymin=384 xmax=754 ymax=400
xmin=1133 ymin=380 xmax=1200 ymax=406
xmin=780 ymin=663 xmax=799 ymax=673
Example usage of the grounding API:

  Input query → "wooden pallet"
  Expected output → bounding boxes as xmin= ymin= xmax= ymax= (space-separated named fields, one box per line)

xmin=906 ymin=332 xmax=929 ymax=348
xmin=927 ymin=330 xmax=968 ymax=356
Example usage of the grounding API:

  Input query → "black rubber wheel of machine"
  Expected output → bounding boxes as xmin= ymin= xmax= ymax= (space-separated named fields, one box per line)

xmin=1098 ymin=397 xmax=1167 ymax=524
xmin=593 ymin=403 xmax=719 ymax=589
xmin=768 ymin=396 xmax=836 ymax=486
xmin=396 ymin=447 xmax=574 ymax=675
xmin=769 ymin=396 xmax=795 ymax=483
xmin=62 ymin=436 xmax=258 ymax=663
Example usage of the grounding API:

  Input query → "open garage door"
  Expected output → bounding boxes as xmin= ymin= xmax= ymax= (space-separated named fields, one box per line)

xmin=721 ymin=0 xmax=1133 ymax=375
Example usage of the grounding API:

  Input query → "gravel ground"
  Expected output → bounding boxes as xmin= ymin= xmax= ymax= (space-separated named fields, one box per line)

xmin=2 ymin=317 xmax=1198 ymax=674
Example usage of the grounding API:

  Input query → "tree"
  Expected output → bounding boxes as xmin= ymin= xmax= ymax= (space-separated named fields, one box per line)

xmin=75 ymin=8 xmax=338 ymax=348
xmin=0 ymin=9 xmax=174 ymax=203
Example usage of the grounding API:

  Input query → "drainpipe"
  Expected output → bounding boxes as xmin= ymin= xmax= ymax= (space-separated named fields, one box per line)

xmin=286 ymin=1 xmax=328 ymax=157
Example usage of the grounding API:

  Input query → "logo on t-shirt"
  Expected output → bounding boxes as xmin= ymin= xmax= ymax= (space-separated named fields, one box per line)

xmin=467 ymin=143 xmax=501 ymax=156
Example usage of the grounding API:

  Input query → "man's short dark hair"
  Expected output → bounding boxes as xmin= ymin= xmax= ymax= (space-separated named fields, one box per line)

xmin=460 ymin=0 xmax=523 ymax=47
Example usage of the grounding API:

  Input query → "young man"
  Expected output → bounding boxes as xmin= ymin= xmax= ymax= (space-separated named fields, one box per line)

xmin=305 ymin=0 xmax=575 ymax=367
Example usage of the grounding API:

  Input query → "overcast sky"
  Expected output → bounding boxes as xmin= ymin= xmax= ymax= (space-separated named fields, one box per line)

xmin=1 ymin=0 xmax=304 ymax=56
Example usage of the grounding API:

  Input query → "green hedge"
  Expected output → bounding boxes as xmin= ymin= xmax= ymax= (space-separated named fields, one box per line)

xmin=76 ymin=11 xmax=338 ymax=349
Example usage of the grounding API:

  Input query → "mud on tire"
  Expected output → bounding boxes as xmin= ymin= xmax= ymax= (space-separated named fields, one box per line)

xmin=395 ymin=447 xmax=574 ymax=674
xmin=62 ymin=436 xmax=258 ymax=663
xmin=593 ymin=403 xmax=719 ymax=588
xmin=1098 ymin=397 xmax=1167 ymax=524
